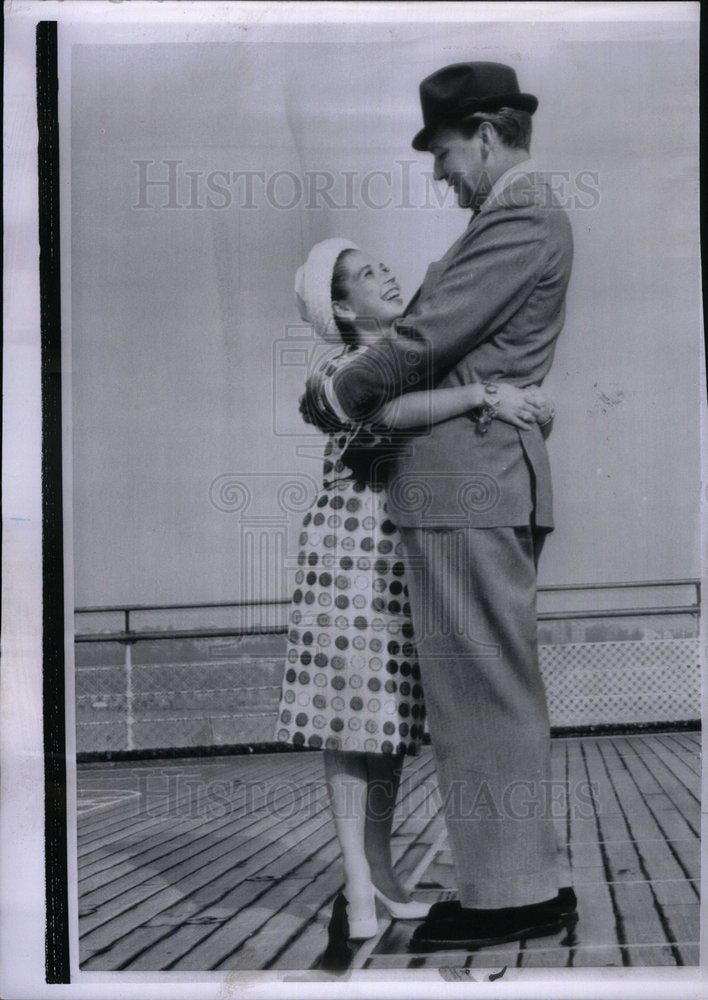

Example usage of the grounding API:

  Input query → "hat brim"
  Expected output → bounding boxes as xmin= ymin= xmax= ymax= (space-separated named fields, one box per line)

xmin=412 ymin=92 xmax=538 ymax=151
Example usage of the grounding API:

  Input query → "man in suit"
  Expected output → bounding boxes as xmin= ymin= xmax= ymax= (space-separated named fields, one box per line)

xmin=331 ymin=63 xmax=577 ymax=950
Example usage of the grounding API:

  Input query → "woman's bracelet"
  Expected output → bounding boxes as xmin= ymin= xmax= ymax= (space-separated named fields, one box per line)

xmin=474 ymin=380 xmax=499 ymax=434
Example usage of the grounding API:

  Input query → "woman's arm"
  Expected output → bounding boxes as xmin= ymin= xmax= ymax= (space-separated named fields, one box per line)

xmin=375 ymin=383 xmax=483 ymax=429
xmin=376 ymin=382 xmax=552 ymax=431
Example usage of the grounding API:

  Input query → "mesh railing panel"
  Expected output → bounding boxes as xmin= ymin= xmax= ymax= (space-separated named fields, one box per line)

xmin=74 ymin=633 xmax=700 ymax=753
xmin=540 ymin=637 xmax=699 ymax=727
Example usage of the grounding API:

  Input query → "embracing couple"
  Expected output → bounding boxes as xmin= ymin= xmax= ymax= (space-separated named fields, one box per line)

xmin=276 ymin=61 xmax=576 ymax=952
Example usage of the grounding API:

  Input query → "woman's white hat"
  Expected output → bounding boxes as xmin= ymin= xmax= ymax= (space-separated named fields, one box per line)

xmin=294 ymin=238 xmax=359 ymax=341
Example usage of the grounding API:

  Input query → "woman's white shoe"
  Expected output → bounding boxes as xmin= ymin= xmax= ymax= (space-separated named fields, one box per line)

xmin=344 ymin=885 xmax=378 ymax=940
xmin=373 ymin=887 xmax=430 ymax=920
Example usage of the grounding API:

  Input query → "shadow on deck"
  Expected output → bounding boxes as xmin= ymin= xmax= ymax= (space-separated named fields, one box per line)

xmin=76 ymin=731 xmax=700 ymax=972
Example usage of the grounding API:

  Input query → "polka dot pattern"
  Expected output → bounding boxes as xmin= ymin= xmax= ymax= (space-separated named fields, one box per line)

xmin=276 ymin=476 xmax=425 ymax=755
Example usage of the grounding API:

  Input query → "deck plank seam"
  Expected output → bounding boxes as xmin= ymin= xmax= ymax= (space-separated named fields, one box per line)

xmin=615 ymin=740 xmax=700 ymax=846
xmin=596 ymin=740 xmax=699 ymax=881
xmin=579 ymin=741 xmax=629 ymax=966
xmin=635 ymin=736 xmax=701 ymax=803
xmin=596 ymin=740 xmax=684 ymax=965
xmin=652 ymin=734 xmax=702 ymax=777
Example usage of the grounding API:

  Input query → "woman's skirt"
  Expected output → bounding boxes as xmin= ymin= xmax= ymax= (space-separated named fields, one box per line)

xmin=275 ymin=479 xmax=426 ymax=755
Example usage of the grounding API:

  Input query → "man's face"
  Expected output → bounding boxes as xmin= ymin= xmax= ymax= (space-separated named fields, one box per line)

xmin=429 ymin=126 xmax=487 ymax=208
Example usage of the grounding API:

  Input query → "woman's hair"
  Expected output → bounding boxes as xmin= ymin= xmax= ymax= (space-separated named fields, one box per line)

xmin=330 ymin=248 xmax=359 ymax=348
xmin=298 ymin=248 xmax=362 ymax=427
xmin=459 ymin=107 xmax=532 ymax=151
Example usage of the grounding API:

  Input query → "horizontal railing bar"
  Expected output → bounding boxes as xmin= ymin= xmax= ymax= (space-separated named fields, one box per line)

xmin=75 ymin=626 xmax=289 ymax=643
xmin=75 ymin=598 xmax=292 ymax=614
xmin=537 ymin=578 xmax=699 ymax=592
xmin=537 ymin=605 xmax=700 ymax=621
xmin=75 ymin=604 xmax=700 ymax=643
xmin=74 ymin=579 xmax=700 ymax=616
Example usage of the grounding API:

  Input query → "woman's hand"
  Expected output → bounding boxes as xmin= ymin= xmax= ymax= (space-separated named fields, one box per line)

xmin=491 ymin=383 xmax=553 ymax=430
xmin=523 ymin=385 xmax=555 ymax=427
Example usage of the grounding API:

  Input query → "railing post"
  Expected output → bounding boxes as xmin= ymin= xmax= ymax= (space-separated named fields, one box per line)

xmin=125 ymin=609 xmax=134 ymax=752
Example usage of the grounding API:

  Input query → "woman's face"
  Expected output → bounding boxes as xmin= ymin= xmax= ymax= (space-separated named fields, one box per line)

xmin=332 ymin=250 xmax=404 ymax=330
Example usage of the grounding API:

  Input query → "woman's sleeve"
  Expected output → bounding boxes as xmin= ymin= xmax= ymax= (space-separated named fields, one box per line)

xmin=302 ymin=363 xmax=398 ymax=452
xmin=300 ymin=364 xmax=357 ymax=434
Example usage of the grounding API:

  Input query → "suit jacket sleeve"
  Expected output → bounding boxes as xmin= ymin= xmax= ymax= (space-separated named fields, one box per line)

xmin=332 ymin=205 xmax=548 ymax=421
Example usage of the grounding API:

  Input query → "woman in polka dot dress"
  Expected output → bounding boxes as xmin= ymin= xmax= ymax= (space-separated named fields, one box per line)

xmin=277 ymin=238 xmax=555 ymax=939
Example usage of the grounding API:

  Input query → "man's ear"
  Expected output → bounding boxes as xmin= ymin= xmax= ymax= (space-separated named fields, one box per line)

xmin=477 ymin=120 xmax=496 ymax=162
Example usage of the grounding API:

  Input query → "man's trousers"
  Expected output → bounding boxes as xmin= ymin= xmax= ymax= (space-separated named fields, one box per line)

xmin=398 ymin=524 xmax=561 ymax=909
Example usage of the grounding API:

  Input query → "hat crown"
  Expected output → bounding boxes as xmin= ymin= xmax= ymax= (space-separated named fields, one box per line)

xmin=294 ymin=237 xmax=359 ymax=341
xmin=421 ymin=61 xmax=520 ymax=107
xmin=413 ymin=61 xmax=537 ymax=151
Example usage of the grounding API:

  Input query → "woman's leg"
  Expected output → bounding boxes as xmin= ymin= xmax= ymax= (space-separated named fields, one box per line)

xmin=364 ymin=752 xmax=411 ymax=902
xmin=324 ymin=749 xmax=414 ymax=905
xmin=323 ymin=749 xmax=373 ymax=914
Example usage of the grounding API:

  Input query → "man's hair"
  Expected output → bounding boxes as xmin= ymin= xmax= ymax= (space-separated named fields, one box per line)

xmin=458 ymin=107 xmax=532 ymax=151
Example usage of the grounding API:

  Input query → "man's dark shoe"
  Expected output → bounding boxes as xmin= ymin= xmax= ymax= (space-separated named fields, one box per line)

xmin=411 ymin=888 xmax=578 ymax=952
xmin=425 ymin=885 xmax=577 ymax=921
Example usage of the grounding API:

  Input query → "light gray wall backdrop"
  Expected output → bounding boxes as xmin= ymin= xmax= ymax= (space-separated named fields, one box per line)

xmin=69 ymin=19 xmax=701 ymax=607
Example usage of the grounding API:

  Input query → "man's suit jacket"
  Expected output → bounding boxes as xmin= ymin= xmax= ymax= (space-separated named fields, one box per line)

xmin=333 ymin=169 xmax=573 ymax=528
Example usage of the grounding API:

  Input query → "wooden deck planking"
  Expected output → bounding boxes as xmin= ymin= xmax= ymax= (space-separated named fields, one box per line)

xmin=623 ymin=740 xmax=700 ymax=828
xmin=581 ymin=741 xmax=687 ymax=964
xmin=265 ymin=906 xmax=336 ymax=971
xmin=80 ymin=790 xmax=296 ymax=892
xmin=672 ymin=732 xmax=701 ymax=761
xmin=629 ymin=736 xmax=701 ymax=801
xmin=78 ymin=755 xmax=321 ymax=855
xmin=78 ymin=733 xmax=700 ymax=971
xmin=567 ymin=884 xmax=624 ymax=967
xmin=80 ymin=768 xmax=324 ymax=912
xmin=77 ymin=758 xmax=248 ymax=844
xmin=79 ymin=758 xmax=325 ymax=895
xmin=597 ymin=740 xmax=699 ymax=900
xmin=81 ymin=796 xmax=334 ymax=966
xmin=269 ymin=841 xmax=437 ymax=971
xmin=263 ymin=842 xmax=436 ymax=970
xmin=172 ymin=756 xmax=439 ymax=971
xmin=611 ymin=741 xmax=700 ymax=880
xmin=562 ymin=741 xmax=625 ymax=968
xmin=79 ymin=767 xmax=329 ymax=925
xmin=653 ymin=733 xmax=701 ymax=777
xmin=163 ymin=839 xmax=343 ymax=970
xmin=551 ymin=738 xmax=573 ymax=881
xmin=369 ymin=733 xmax=698 ymax=971
xmin=212 ymin=758 xmax=440 ymax=972
xmin=85 ymin=750 xmax=436 ymax=971
xmin=78 ymin=758 xmax=317 ymax=897
xmin=570 ymin=740 xmax=643 ymax=965
xmin=676 ymin=943 xmax=700 ymax=966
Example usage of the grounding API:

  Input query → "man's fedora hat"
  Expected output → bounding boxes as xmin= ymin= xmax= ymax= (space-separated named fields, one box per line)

xmin=412 ymin=62 xmax=538 ymax=151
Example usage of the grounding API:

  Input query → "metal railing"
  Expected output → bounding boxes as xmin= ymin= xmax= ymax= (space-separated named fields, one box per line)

xmin=74 ymin=580 xmax=701 ymax=753
xmin=75 ymin=597 xmax=292 ymax=644
xmin=75 ymin=578 xmax=701 ymax=643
